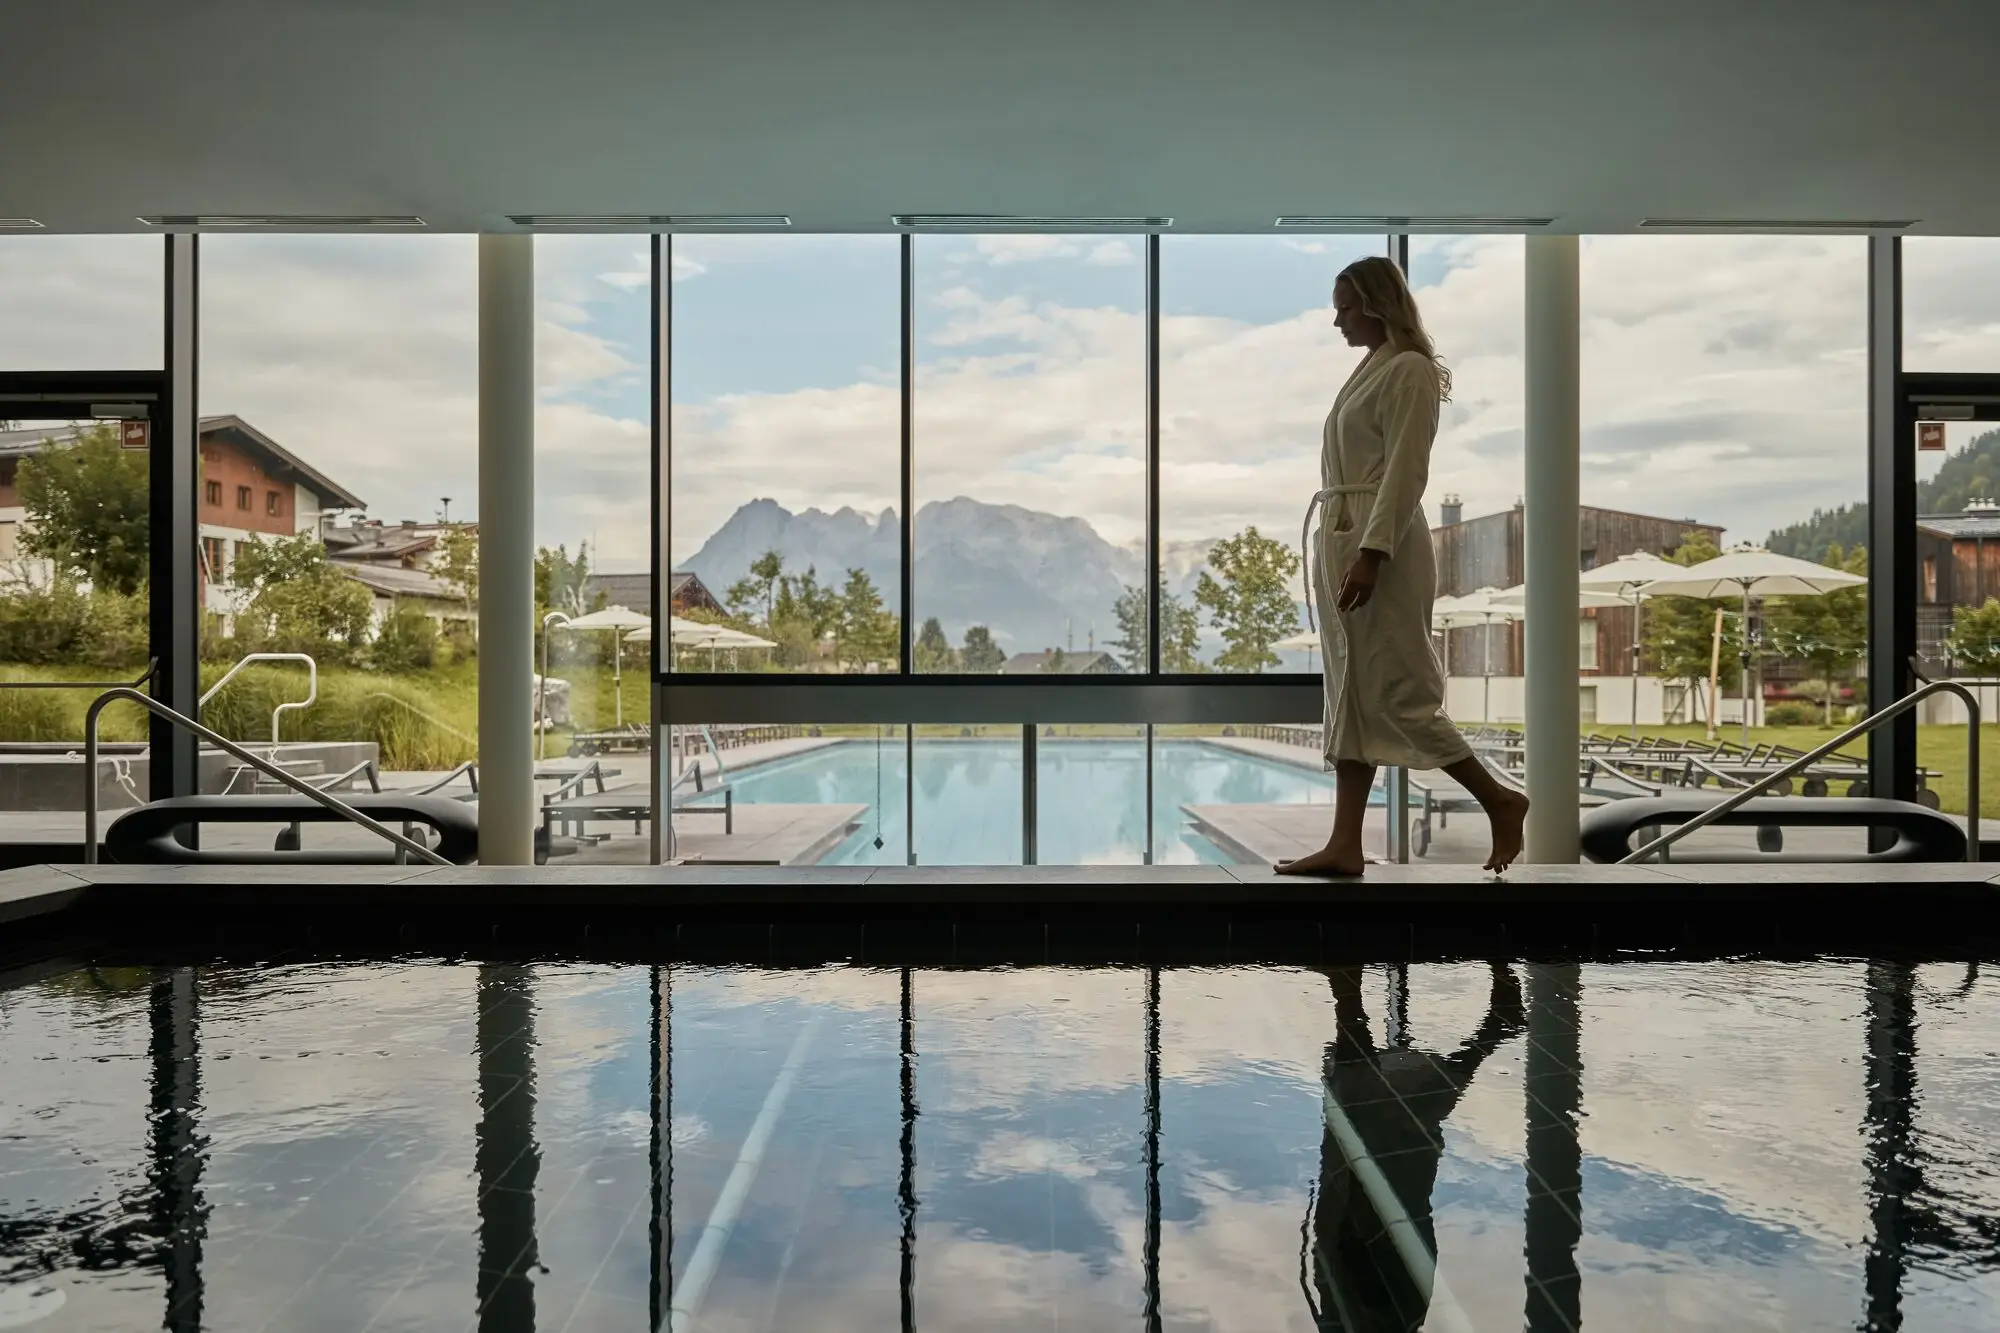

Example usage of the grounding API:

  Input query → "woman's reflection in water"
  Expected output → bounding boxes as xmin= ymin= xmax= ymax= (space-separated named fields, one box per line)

xmin=1310 ymin=964 xmax=1524 ymax=1332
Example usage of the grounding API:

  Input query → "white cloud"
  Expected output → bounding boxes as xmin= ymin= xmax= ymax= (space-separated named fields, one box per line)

xmin=1086 ymin=239 xmax=1138 ymax=267
xmin=11 ymin=232 xmax=2000 ymax=582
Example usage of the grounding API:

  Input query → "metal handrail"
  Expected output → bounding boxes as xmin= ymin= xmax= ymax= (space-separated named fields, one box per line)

xmin=1621 ymin=679 xmax=1980 ymax=864
xmin=414 ymin=759 xmax=479 ymax=796
xmin=83 ymin=687 xmax=449 ymax=866
xmin=545 ymin=759 xmax=609 ymax=805
xmin=200 ymin=652 xmax=317 ymax=745
xmin=0 ymin=658 xmax=158 ymax=691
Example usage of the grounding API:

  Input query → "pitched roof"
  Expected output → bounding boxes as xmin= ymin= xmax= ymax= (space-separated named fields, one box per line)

xmin=1001 ymin=650 xmax=1125 ymax=675
xmin=199 ymin=415 xmax=366 ymax=511
xmin=0 ymin=415 xmax=366 ymax=511
xmin=330 ymin=559 xmax=461 ymax=601
xmin=581 ymin=571 xmax=717 ymax=614
xmin=1918 ymin=512 xmax=2000 ymax=539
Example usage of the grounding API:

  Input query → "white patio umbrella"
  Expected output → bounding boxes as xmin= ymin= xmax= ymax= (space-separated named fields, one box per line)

xmin=1433 ymin=586 xmax=1522 ymax=723
xmin=558 ymin=605 xmax=652 ymax=727
xmin=1274 ymin=628 xmax=1321 ymax=670
xmin=1638 ymin=545 xmax=1866 ymax=744
xmin=634 ymin=621 xmax=776 ymax=668
xmin=1577 ymin=550 xmax=1680 ymax=736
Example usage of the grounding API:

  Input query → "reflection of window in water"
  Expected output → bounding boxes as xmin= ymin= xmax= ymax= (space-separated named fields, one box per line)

xmin=1309 ymin=964 xmax=1524 ymax=1332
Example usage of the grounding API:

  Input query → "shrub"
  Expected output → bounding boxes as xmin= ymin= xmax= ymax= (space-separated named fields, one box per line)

xmin=372 ymin=608 xmax=440 ymax=673
xmin=0 ymin=688 xmax=79 ymax=741
xmin=1764 ymin=700 xmax=1819 ymax=727
xmin=0 ymin=579 xmax=147 ymax=666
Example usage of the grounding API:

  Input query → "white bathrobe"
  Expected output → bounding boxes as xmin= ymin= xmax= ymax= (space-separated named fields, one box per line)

xmin=1309 ymin=346 xmax=1471 ymax=772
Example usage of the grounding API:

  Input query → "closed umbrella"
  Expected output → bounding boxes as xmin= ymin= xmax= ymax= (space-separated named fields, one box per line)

xmin=559 ymin=605 xmax=652 ymax=727
xmin=1637 ymin=546 xmax=1865 ymax=744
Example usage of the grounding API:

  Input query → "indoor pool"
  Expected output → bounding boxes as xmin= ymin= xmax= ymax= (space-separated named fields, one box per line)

xmin=3 ymin=955 xmax=1997 ymax=1331
xmin=723 ymin=738 xmax=1338 ymax=865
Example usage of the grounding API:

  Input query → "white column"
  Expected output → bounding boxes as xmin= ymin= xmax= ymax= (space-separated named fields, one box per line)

xmin=478 ymin=236 xmax=535 ymax=864
xmin=1524 ymin=235 xmax=1581 ymax=863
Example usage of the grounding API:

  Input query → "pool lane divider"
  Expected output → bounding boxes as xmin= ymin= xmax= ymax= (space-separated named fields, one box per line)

xmin=667 ymin=1011 xmax=825 ymax=1333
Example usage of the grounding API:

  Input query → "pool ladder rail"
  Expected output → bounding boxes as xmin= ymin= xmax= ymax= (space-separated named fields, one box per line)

xmin=1619 ymin=677 xmax=1980 ymax=865
xmin=81 ymin=686 xmax=450 ymax=867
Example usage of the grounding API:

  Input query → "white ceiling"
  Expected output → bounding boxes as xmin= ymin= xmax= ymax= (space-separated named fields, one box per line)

xmin=6 ymin=0 xmax=2000 ymax=234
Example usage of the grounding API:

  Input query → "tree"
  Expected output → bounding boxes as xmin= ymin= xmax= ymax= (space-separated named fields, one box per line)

xmin=837 ymin=568 xmax=898 ymax=668
xmin=915 ymin=616 xmax=957 ymax=673
xmin=1194 ymin=526 xmax=1300 ymax=673
xmin=1948 ymin=598 xmax=2000 ymax=675
xmin=1108 ymin=585 xmax=1147 ymax=671
xmin=1643 ymin=531 xmax=1739 ymax=723
xmin=534 ymin=542 xmax=604 ymax=662
xmin=1045 ymin=647 xmax=1069 ymax=674
xmin=960 ymin=625 xmax=1006 ymax=673
xmin=435 ymin=524 xmax=479 ymax=612
xmin=17 ymin=424 xmax=150 ymax=595
xmin=1161 ymin=590 xmax=1204 ymax=672
xmin=1761 ymin=542 xmax=1868 ymax=722
xmin=726 ymin=550 xmax=786 ymax=627
xmin=765 ymin=564 xmax=842 ymax=668
xmin=229 ymin=531 xmax=374 ymax=662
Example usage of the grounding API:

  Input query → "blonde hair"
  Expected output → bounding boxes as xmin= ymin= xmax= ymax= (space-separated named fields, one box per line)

xmin=1335 ymin=255 xmax=1452 ymax=402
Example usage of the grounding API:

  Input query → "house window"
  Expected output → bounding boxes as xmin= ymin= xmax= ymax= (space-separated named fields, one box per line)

xmin=1922 ymin=555 xmax=1938 ymax=603
xmin=201 ymin=536 xmax=226 ymax=578
xmin=1578 ymin=616 xmax=1600 ymax=670
xmin=236 ymin=485 xmax=252 ymax=510
xmin=266 ymin=490 xmax=282 ymax=517
xmin=204 ymin=479 xmax=222 ymax=507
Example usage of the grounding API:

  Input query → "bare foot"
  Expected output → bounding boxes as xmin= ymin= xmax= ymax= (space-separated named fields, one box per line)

xmin=1485 ymin=791 xmax=1530 ymax=873
xmin=1274 ymin=843 xmax=1368 ymax=877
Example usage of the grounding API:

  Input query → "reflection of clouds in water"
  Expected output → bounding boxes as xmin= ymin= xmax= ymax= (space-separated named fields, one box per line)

xmin=669 ymin=1114 xmax=709 ymax=1151
xmin=967 ymin=1131 xmax=1101 ymax=1183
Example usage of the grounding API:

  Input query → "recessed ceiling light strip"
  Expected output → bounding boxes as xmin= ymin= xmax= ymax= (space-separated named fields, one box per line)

xmin=507 ymin=214 xmax=792 ymax=228
xmin=0 ymin=218 xmax=45 ymax=230
xmin=1276 ymin=215 xmax=1555 ymax=230
xmin=1637 ymin=218 xmax=1918 ymax=232
xmin=891 ymin=214 xmax=1172 ymax=230
xmin=137 ymin=215 xmax=427 ymax=229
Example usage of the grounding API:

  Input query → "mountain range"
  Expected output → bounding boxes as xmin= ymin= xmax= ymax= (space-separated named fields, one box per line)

xmin=681 ymin=497 xmax=1217 ymax=652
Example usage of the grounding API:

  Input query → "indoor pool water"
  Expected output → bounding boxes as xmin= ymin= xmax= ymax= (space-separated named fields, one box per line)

xmin=3 ymin=957 xmax=1998 ymax=1331
xmin=723 ymin=738 xmax=1339 ymax=865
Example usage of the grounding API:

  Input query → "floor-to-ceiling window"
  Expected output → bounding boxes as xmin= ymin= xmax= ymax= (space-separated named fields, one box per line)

xmin=198 ymin=234 xmax=479 ymax=851
xmin=1576 ymin=234 xmax=1872 ymax=849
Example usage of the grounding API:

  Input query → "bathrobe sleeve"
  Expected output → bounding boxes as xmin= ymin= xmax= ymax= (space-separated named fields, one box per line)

xmin=1358 ymin=353 xmax=1442 ymax=558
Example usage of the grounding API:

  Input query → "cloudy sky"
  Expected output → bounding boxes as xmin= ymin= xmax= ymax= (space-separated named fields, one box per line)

xmin=3 ymin=232 xmax=1999 ymax=574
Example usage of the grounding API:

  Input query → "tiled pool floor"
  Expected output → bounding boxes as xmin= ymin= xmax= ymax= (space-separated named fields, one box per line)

xmin=2 ymin=954 xmax=1997 ymax=1331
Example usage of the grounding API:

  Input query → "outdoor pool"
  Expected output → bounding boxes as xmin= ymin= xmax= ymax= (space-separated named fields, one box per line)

xmin=720 ymin=738 xmax=1337 ymax=865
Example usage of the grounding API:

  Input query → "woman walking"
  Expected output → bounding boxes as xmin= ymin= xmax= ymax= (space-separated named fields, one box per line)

xmin=1275 ymin=256 xmax=1527 ymax=876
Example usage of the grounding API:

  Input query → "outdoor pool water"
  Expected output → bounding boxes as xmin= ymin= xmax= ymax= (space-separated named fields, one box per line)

xmin=722 ymin=738 xmax=1337 ymax=865
xmin=4 ymin=955 xmax=1996 ymax=1331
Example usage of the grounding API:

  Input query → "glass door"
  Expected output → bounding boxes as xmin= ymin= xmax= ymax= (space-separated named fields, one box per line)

xmin=0 ymin=374 xmax=163 ymax=862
